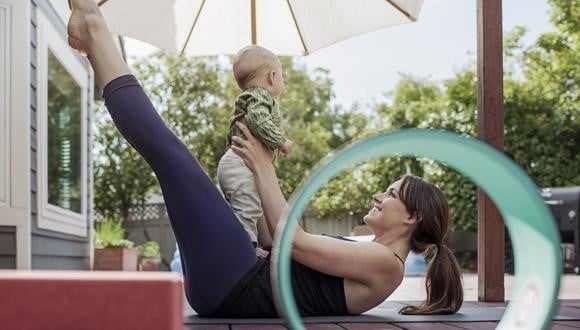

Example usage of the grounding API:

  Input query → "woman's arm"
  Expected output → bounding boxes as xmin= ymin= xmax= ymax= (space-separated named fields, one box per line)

xmin=231 ymin=123 xmax=401 ymax=286
xmin=231 ymin=129 xmax=284 ymax=237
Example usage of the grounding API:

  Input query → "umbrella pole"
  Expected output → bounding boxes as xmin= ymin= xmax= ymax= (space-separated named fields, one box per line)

xmin=251 ymin=0 xmax=257 ymax=44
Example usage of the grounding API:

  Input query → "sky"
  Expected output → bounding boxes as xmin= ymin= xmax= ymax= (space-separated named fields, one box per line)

xmin=124 ymin=0 xmax=554 ymax=109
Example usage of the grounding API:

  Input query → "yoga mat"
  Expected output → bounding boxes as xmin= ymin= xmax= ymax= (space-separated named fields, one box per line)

xmin=184 ymin=305 xmax=580 ymax=324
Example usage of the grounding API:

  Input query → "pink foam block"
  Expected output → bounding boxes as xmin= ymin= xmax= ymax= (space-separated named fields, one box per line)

xmin=0 ymin=271 xmax=184 ymax=330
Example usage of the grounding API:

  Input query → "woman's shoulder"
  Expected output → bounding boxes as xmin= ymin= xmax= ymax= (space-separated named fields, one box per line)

xmin=350 ymin=241 xmax=406 ymax=282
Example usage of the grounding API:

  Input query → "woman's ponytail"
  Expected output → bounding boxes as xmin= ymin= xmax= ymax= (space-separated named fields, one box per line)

xmin=395 ymin=175 xmax=464 ymax=315
xmin=399 ymin=244 xmax=463 ymax=315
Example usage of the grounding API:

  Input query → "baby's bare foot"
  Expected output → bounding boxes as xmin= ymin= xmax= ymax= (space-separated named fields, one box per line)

xmin=67 ymin=0 xmax=105 ymax=55
xmin=280 ymin=140 xmax=293 ymax=155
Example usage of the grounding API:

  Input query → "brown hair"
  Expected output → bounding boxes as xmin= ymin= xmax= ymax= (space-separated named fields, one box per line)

xmin=397 ymin=174 xmax=463 ymax=315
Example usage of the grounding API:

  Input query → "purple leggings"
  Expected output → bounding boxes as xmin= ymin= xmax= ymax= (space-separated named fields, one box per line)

xmin=103 ymin=75 xmax=258 ymax=315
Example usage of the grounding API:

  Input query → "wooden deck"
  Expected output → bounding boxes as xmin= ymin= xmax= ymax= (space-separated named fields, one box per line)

xmin=183 ymin=300 xmax=580 ymax=330
xmin=184 ymin=274 xmax=580 ymax=329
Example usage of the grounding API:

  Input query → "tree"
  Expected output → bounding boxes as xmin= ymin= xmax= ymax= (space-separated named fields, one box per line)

xmin=339 ymin=0 xmax=579 ymax=232
xmin=375 ymin=74 xmax=478 ymax=232
xmin=276 ymin=58 xmax=369 ymax=197
xmin=508 ymin=0 xmax=579 ymax=186
xmin=93 ymin=104 xmax=157 ymax=222
xmin=93 ymin=0 xmax=577 ymax=232
xmin=131 ymin=54 xmax=234 ymax=181
xmin=94 ymin=52 xmax=366 ymax=221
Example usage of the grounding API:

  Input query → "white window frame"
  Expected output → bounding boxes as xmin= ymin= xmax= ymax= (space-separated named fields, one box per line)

xmin=47 ymin=0 xmax=70 ymax=25
xmin=37 ymin=9 xmax=88 ymax=237
xmin=0 ymin=3 xmax=9 ymax=208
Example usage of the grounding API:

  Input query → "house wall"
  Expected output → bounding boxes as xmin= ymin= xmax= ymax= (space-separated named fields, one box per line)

xmin=29 ymin=0 xmax=92 ymax=270
xmin=0 ymin=0 xmax=32 ymax=269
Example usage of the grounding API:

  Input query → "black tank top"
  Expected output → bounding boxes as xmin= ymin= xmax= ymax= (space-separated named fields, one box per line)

xmin=211 ymin=235 xmax=405 ymax=318
xmin=211 ymin=257 xmax=349 ymax=317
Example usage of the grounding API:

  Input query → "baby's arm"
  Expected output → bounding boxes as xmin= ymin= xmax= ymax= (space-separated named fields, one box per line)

xmin=246 ymin=104 xmax=286 ymax=151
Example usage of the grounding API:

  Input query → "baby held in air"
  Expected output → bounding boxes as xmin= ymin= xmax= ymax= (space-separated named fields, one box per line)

xmin=217 ymin=45 xmax=292 ymax=246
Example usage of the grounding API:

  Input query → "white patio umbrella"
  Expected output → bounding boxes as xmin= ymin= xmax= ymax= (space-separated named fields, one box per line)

xmin=97 ymin=0 xmax=424 ymax=56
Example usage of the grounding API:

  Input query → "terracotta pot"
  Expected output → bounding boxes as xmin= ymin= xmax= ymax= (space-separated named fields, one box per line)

xmin=139 ymin=257 xmax=161 ymax=271
xmin=93 ymin=248 xmax=138 ymax=271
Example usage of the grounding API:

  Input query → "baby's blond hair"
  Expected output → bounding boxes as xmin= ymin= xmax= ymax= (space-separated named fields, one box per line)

xmin=233 ymin=45 xmax=279 ymax=89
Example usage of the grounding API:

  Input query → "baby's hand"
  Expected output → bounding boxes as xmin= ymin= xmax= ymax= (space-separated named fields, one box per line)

xmin=255 ymin=247 xmax=270 ymax=258
xmin=280 ymin=140 xmax=293 ymax=155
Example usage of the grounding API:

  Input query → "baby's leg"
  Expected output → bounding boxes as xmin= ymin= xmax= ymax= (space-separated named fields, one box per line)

xmin=103 ymin=75 xmax=257 ymax=315
xmin=217 ymin=149 xmax=263 ymax=244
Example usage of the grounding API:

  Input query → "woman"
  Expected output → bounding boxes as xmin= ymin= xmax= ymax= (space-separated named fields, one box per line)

xmin=67 ymin=0 xmax=463 ymax=317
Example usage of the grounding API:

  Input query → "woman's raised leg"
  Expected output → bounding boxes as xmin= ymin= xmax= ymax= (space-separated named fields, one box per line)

xmin=68 ymin=0 xmax=257 ymax=315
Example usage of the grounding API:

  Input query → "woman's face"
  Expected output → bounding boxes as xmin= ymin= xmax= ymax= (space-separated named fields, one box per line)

xmin=363 ymin=179 xmax=411 ymax=230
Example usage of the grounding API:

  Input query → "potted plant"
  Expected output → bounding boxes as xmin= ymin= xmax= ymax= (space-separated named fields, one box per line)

xmin=137 ymin=241 xmax=162 ymax=271
xmin=93 ymin=219 xmax=138 ymax=271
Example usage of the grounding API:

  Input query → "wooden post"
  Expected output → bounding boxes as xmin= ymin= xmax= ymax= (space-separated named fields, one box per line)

xmin=477 ymin=0 xmax=505 ymax=302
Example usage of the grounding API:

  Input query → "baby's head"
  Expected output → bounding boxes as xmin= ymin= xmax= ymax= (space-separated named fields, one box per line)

xmin=233 ymin=45 xmax=284 ymax=97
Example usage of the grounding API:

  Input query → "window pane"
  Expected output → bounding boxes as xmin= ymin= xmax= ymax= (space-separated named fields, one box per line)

xmin=47 ymin=50 xmax=82 ymax=213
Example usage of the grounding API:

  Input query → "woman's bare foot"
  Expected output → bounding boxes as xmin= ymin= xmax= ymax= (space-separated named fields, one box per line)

xmin=66 ymin=0 xmax=131 ymax=88
xmin=67 ymin=0 xmax=107 ymax=55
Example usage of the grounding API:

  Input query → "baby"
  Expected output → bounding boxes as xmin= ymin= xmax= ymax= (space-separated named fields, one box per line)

xmin=218 ymin=45 xmax=292 ymax=246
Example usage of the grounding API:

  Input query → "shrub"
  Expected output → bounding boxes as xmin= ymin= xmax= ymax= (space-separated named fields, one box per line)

xmin=94 ymin=219 xmax=134 ymax=249
xmin=137 ymin=241 xmax=161 ymax=258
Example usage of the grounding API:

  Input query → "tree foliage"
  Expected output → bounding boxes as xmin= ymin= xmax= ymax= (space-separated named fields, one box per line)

xmin=94 ymin=53 xmax=365 ymax=220
xmin=309 ymin=0 xmax=578 ymax=231
xmin=93 ymin=105 xmax=157 ymax=222
xmin=94 ymin=0 xmax=577 ymax=233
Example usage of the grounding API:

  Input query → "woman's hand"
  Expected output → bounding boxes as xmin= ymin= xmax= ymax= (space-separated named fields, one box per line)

xmin=255 ymin=247 xmax=270 ymax=259
xmin=231 ymin=122 xmax=275 ymax=173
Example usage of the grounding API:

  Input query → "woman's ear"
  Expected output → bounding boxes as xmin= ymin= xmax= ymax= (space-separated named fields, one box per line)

xmin=406 ymin=212 xmax=422 ymax=225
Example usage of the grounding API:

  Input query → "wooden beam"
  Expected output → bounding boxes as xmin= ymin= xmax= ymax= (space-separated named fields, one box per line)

xmin=476 ymin=0 xmax=505 ymax=302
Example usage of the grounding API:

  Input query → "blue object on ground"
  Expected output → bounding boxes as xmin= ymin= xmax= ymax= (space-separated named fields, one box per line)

xmin=404 ymin=251 xmax=427 ymax=276
xmin=170 ymin=243 xmax=183 ymax=274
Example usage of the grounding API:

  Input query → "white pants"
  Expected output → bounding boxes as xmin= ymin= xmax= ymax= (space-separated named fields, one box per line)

xmin=217 ymin=148 xmax=262 ymax=243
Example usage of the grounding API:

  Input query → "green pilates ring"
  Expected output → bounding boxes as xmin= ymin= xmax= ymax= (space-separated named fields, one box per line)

xmin=271 ymin=129 xmax=561 ymax=330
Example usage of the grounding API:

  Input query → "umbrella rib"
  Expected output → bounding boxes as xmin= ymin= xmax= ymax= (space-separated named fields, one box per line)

xmin=251 ymin=0 xmax=257 ymax=44
xmin=180 ymin=0 xmax=207 ymax=56
xmin=285 ymin=0 xmax=308 ymax=55
xmin=384 ymin=0 xmax=416 ymax=21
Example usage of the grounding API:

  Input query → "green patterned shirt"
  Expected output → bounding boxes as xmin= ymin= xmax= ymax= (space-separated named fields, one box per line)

xmin=227 ymin=86 xmax=286 ymax=151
